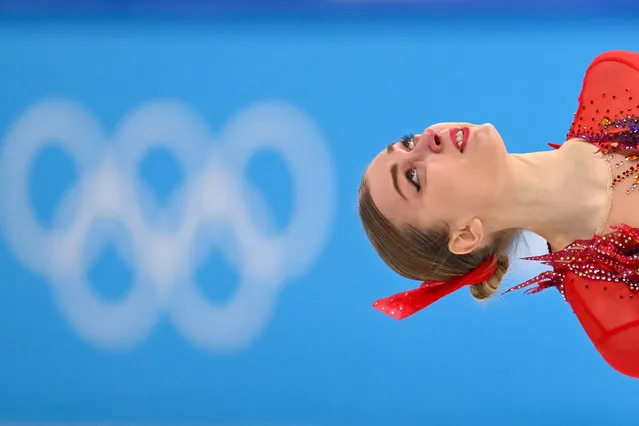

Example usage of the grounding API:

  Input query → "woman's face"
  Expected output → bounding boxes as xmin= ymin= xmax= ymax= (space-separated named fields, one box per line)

xmin=364 ymin=122 xmax=508 ymax=249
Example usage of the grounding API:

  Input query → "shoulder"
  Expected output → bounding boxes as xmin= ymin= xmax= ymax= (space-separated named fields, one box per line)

xmin=567 ymin=50 xmax=639 ymax=147
xmin=510 ymin=226 xmax=639 ymax=378
xmin=586 ymin=50 xmax=639 ymax=70
xmin=564 ymin=272 xmax=639 ymax=378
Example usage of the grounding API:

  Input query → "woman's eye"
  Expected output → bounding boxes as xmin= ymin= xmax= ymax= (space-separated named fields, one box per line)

xmin=406 ymin=169 xmax=420 ymax=191
xmin=400 ymin=134 xmax=415 ymax=150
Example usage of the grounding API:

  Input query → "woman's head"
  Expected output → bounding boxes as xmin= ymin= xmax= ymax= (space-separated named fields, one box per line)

xmin=359 ymin=122 xmax=517 ymax=299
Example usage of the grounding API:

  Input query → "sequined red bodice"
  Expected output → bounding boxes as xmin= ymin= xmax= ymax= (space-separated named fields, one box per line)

xmin=515 ymin=51 xmax=639 ymax=378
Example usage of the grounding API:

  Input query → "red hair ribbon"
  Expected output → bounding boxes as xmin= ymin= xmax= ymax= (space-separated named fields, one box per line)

xmin=372 ymin=254 xmax=498 ymax=320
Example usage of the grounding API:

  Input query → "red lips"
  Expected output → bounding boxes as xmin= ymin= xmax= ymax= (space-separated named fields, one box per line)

xmin=448 ymin=127 xmax=470 ymax=153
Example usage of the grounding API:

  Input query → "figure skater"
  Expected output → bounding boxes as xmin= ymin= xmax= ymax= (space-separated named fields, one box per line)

xmin=359 ymin=50 xmax=639 ymax=378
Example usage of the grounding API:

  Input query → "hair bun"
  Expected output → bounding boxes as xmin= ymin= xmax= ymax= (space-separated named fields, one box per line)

xmin=470 ymin=254 xmax=510 ymax=300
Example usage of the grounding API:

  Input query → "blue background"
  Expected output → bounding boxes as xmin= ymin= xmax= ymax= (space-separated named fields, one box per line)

xmin=1 ymin=3 xmax=639 ymax=425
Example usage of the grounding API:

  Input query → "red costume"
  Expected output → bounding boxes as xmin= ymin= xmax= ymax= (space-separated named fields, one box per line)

xmin=373 ymin=50 xmax=639 ymax=379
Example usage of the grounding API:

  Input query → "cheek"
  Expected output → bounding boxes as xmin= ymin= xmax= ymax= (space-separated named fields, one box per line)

xmin=426 ymin=164 xmax=488 ymax=211
xmin=422 ymin=169 xmax=464 ymax=216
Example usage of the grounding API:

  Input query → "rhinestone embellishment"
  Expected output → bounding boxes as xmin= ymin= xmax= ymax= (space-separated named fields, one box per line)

xmin=504 ymin=225 xmax=639 ymax=298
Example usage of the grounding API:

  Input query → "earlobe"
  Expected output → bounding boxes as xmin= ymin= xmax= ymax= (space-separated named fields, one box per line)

xmin=448 ymin=218 xmax=485 ymax=255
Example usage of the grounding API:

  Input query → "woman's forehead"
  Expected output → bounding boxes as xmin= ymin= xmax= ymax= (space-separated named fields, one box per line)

xmin=365 ymin=152 xmax=409 ymax=221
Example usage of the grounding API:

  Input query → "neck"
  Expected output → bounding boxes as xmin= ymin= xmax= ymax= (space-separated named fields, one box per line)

xmin=486 ymin=139 xmax=611 ymax=250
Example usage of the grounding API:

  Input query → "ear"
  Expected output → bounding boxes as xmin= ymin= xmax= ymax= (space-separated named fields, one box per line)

xmin=448 ymin=218 xmax=485 ymax=255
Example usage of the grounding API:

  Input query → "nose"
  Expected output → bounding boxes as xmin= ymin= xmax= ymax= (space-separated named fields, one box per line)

xmin=421 ymin=128 xmax=443 ymax=154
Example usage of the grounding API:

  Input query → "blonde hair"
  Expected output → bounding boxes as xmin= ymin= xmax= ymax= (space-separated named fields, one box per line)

xmin=358 ymin=177 xmax=516 ymax=300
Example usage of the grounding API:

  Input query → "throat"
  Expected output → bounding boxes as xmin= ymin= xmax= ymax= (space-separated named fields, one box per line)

xmin=500 ymin=139 xmax=612 ymax=251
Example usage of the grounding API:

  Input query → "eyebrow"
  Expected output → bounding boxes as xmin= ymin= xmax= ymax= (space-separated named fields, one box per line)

xmin=390 ymin=163 xmax=406 ymax=200
xmin=386 ymin=143 xmax=395 ymax=154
